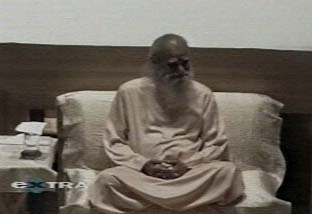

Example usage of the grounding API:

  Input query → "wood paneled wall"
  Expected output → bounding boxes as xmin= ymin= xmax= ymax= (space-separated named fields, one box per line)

xmin=0 ymin=91 xmax=5 ymax=133
xmin=1 ymin=43 xmax=312 ymax=132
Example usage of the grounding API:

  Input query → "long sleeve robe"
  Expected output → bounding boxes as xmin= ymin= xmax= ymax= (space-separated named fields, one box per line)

xmin=89 ymin=77 xmax=244 ymax=213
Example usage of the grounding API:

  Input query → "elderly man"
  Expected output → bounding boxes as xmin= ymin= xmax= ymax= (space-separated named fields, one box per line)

xmin=88 ymin=34 xmax=244 ymax=213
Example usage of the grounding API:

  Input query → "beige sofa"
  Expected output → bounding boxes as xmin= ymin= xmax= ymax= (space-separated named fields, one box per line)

xmin=56 ymin=91 xmax=291 ymax=214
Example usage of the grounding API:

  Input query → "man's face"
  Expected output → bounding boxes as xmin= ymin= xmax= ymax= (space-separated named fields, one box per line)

xmin=166 ymin=56 xmax=190 ymax=81
xmin=153 ymin=40 xmax=192 ymax=84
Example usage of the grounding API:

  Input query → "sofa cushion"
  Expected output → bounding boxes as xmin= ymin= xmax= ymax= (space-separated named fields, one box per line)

xmin=214 ymin=93 xmax=285 ymax=189
xmin=57 ymin=91 xmax=116 ymax=170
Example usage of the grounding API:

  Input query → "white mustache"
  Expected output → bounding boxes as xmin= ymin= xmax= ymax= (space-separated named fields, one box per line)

xmin=167 ymin=71 xmax=190 ymax=80
xmin=166 ymin=69 xmax=189 ymax=76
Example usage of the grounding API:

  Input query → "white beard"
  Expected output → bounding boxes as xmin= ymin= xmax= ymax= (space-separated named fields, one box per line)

xmin=149 ymin=66 xmax=194 ymax=118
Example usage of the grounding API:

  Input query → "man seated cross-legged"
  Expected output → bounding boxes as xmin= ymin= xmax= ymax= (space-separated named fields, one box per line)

xmin=88 ymin=34 xmax=245 ymax=214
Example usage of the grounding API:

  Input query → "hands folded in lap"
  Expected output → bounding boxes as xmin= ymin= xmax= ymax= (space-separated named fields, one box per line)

xmin=142 ymin=159 xmax=190 ymax=179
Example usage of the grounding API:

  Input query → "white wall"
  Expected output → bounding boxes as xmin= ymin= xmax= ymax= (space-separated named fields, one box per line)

xmin=1 ymin=0 xmax=312 ymax=50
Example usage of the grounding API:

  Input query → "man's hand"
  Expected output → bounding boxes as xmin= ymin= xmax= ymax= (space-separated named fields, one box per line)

xmin=142 ymin=159 xmax=173 ymax=179
xmin=163 ymin=159 xmax=190 ymax=179
xmin=142 ymin=159 xmax=190 ymax=180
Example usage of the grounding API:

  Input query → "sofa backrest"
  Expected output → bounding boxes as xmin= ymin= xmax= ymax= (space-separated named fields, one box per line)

xmin=56 ymin=91 xmax=285 ymax=183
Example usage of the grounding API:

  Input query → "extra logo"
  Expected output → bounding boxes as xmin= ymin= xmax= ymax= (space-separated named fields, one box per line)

xmin=11 ymin=178 xmax=87 ymax=193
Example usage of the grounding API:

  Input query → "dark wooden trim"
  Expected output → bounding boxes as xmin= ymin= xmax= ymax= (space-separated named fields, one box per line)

xmin=278 ymin=113 xmax=312 ymax=214
xmin=0 ymin=91 xmax=6 ymax=134
xmin=56 ymin=106 xmax=65 ymax=207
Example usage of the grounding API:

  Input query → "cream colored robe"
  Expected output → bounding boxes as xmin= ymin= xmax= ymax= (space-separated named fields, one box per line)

xmin=88 ymin=77 xmax=244 ymax=214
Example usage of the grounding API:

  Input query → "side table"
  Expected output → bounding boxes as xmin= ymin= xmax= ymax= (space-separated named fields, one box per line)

xmin=0 ymin=135 xmax=57 ymax=214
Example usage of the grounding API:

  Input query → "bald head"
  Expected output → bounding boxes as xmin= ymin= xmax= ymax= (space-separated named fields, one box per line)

xmin=149 ymin=34 xmax=189 ymax=63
